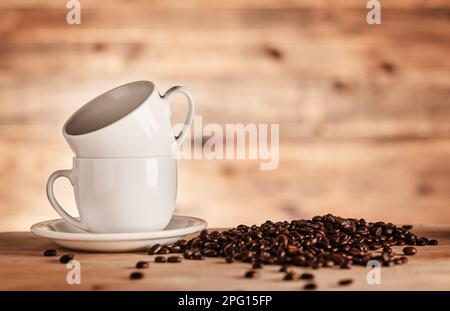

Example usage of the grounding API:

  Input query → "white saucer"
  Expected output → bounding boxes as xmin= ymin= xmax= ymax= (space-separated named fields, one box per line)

xmin=30 ymin=215 xmax=207 ymax=252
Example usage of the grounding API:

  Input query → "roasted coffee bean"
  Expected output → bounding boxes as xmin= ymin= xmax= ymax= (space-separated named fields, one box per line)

xmin=394 ymin=256 xmax=408 ymax=265
xmin=299 ymin=273 xmax=314 ymax=280
xmin=279 ymin=265 xmax=290 ymax=273
xmin=148 ymin=244 xmax=162 ymax=255
xmin=403 ymin=247 xmax=417 ymax=256
xmin=338 ymin=279 xmax=353 ymax=286
xmin=303 ymin=283 xmax=317 ymax=290
xmin=283 ymin=272 xmax=295 ymax=281
xmin=252 ymin=261 xmax=263 ymax=269
xmin=157 ymin=247 xmax=170 ymax=254
xmin=43 ymin=249 xmax=57 ymax=257
xmin=168 ymin=256 xmax=182 ymax=263
xmin=244 ymin=270 xmax=258 ymax=278
xmin=129 ymin=271 xmax=144 ymax=280
xmin=59 ymin=254 xmax=74 ymax=264
xmin=135 ymin=261 xmax=149 ymax=269
xmin=174 ymin=214 xmax=435 ymax=271
xmin=402 ymin=225 xmax=413 ymax=230
xmin=183 ymin=250 xmax=194 ymax=259
xmin=203 ymin=249 xmax=218 ymax=257
xmin=154 ymin=256 xmax=166 ymax=263
xmin=192 ymin=252 xmax=205 ymax=260
xmin=169 ymin=246 xmax=182 ymax=253
xmin=382 ymin=247 xmax=392 ymax=253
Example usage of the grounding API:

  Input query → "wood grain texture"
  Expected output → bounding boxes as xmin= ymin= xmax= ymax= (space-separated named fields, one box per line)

xmin=0 ymin=225 xmax=448 ymax=290
xmin=0 ymin=0 xmax=449 ymax=231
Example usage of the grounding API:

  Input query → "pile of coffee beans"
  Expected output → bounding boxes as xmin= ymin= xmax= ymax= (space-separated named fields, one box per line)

xmin=155 ymin=214 xmax=438 ymax=270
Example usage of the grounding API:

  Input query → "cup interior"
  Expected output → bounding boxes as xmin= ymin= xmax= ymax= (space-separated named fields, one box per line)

xmin=64 ymin=81 xmax=154 ymax=136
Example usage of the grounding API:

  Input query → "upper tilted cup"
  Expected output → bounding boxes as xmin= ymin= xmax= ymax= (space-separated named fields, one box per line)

xmin=63 ymin=81 xmax=194 ymax=157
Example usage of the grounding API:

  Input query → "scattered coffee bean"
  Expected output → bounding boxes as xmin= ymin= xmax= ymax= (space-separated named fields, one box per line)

xmin=279 ymin=265 xmax=290 ymax=273
xmin=394 ymin=256 xmax=408 ymax=265
xmin=402 ymin=225 xmax=413 ymax=230
xmin=303 ymin=283 xmax=317 ymax=290
xmin=403 ymin=247 xmax=417 ymax=256
xmin=148 ymin=244 xmax=162 ymax=255
xmin=429 ymin=240 xmax=438 ymax=245
xmin=252 ymin=261 xmax=263 ymax=269
xmin=192 ymin=252 xmax=205 ymax=260
xmin=59 ymin=254 xmax=74 ymax=264
xmin=167 ymin=256 xmax=182 ymax=263
xmin=43 ymin=249 xmax=57 ymax=257
xmin=244 ymin=270 xmax=258 ymax=278
xmin=157 ymin=247 xmax=170 ymax=254
xmin=338 ymin=279 xmax=353 ymax=286
xmin=135 ymin=261 xmax=149 ymax=269
xmin=299 ymin=273 xmax=314 ymax=280
xmin=154 ymin=256 xmax=166 ymax=263
xmin=283 ymin=272 xmax=295 ymax=281
xmin=129 ymin=271 xmax=144 ymax=280
xmin=225 ymin=257 xmax=234 ymax=264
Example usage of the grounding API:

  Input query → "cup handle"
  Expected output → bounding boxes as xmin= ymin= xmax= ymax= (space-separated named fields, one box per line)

xmin=46 ymin=169 xmax=89 ymax=231
xmin=162 ymin=86 xmax=195 ymax=146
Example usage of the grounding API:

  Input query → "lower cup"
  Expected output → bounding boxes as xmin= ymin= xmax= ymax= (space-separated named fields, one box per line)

xmin=46 ymin=156 xmax=177 ymax=233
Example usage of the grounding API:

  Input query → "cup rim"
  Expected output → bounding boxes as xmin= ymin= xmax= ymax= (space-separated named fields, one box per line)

xmin=63 ymin=80 xmax=156 ymax=138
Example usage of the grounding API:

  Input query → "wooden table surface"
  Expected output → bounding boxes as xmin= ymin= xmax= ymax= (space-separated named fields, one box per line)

xmin=0 ymin=225 xmax=449 ymax=291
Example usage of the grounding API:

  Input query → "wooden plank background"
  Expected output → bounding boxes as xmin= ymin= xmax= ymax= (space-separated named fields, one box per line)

xmin=0 ymin=0 xmax=449 ymax=231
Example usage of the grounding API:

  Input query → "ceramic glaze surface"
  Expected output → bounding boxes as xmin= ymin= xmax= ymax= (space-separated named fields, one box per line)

xmin=30 ymin=215 xmax=207 ymax=252
xmin=63 ymin=81 xmax=194 ymax=157
xmin=46 ymin=157 xmax=177 ymax=233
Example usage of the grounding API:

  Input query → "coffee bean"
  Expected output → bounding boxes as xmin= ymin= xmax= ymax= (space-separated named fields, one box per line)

xmin=136 ymin=261 xmax=149 ymax=269
xmin=382 ymin=247 xmax=392 ymax=253
xmin=183 ymin=250 xmax=194 ymax=259
xmin=148 ymin=244 xmax=162 ymax=255
xmin=43 ymin=249 xmax=57 ymax=257
xmin=283 ymin=272 xmax=295 ymax=281
xmin=192 ymin=252 xmax=205 ymax=260
xmin=402 ymin=225 xmax=413 ymax=230
xmin=244 ymin=270 xmax=258 ymax=278
xmin=59 ymin=254 xmax=74 ymax=264
xmin=154 ymin=256 xmax=166 ymax=263
xmin=157 ymin=247 xmax=170 ymax=254
xmin=299 ymin=273 xmax=314 ymax=280
xmin=403 ymin=247 xmax=417 ymax=256
xmin=303 ymin=283 xmax=317 ymax=290
xmin=203 ymin=249 xmax=218 ymax=257
xmin=338 ymin=279 xmax=353 ymax=286
xmin=129 ymin=271 xmax=144 ymax=280
xmin=252 ymin=261 xmax=263 ymax=269
xmin=168 ymin=256 xmax=182 ymax=263
xmin=169 ymin=246 xmax=181 ymax=253
xmin=169 ymin=214 xmax=434 ymax=272
xmin=394 ymin=256 xmax=408 ymax=265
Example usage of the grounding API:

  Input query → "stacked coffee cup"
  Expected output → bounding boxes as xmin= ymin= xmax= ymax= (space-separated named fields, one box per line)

xmin=46 ymin=81 xmax=194 ymax=233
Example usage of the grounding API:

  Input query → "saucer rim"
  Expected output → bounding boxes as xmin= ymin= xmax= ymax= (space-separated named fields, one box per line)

xmin=30 ymin=215 xmax=207 ymax=241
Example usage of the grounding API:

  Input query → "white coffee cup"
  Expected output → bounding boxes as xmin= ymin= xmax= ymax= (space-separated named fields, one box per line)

xmin=63 ymin=81 xmax=194 ymax=157
xmin=46 ymin=157 xmax=177 ymax=233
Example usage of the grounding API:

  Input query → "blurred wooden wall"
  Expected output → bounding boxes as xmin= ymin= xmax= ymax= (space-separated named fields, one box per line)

xmin=0 ymin=0 xmax=449 ymax=230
